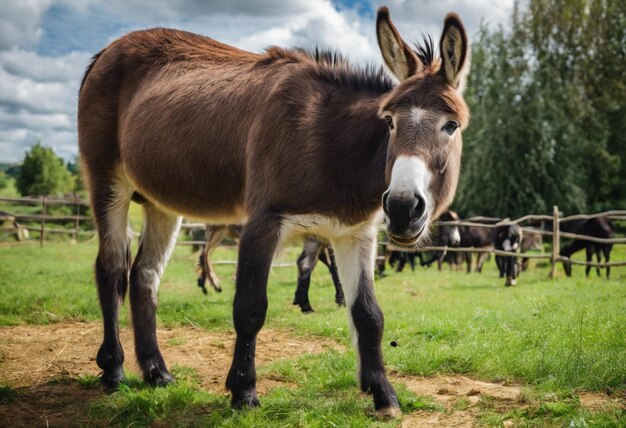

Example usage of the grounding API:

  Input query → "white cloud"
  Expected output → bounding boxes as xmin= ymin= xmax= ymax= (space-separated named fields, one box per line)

xmin=0 ymin=49 xmax=88 ymax=83
xmin=0 ymin=49 xmax=90 ymax=163
xmin=370 ymin=0 xmax=514 ymax=40
xmin=0 ymin=0 xmax=52 ymax=50
xmin=0 ymin=0 xmax=515 ymax=163
xmin=237 ymin=1 xmax=377 ymax=63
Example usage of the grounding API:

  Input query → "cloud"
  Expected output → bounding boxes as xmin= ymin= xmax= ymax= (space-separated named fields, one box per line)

xmin=236 ymin=2 xmax=376 ymax=62
xmin=0 ymin=0 xmax=514 ymax=163
xmin=0 ymin=0 xmax=52 ymax=50
xmin=370 ymin=0 xmax=514 ymax=39
xmin=0 ymin=49 xmax=90 ymax=162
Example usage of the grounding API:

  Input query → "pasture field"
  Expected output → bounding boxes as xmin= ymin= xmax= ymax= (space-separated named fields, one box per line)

xmin=0 ymin=239 xmax=625 ymax=427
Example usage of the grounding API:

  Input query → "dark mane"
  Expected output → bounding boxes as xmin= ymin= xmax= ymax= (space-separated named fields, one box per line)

xmin=79 ymin=50 xmax=104 ymax=95
xmin=266 ymin=46 xmax=394 ymax=95
xmin=413 ymin=35 xmax=435 ymax=68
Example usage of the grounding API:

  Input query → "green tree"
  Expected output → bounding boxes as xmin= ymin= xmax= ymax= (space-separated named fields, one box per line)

xmin=16 ymin=143 xmax=75 ymax=196
xmin=66 ymin=157 xmax=86 ymax=194
xmin=455 ymin=0 xmax=624 ymax=217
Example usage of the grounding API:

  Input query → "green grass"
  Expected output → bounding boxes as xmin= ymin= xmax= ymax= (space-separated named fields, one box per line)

xmin=1 ymin=240 xmax=625 ymax=426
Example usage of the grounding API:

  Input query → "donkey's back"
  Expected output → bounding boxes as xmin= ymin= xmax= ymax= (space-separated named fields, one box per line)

xmin=79 ymin=28 xmax=269 ymax=221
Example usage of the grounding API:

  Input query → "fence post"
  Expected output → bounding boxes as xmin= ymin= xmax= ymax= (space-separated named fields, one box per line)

xmin=549 ymin=205 xmax=559 ymax=278
xmin=40 ymin=195 xmax=48 ymax=247
xmin=73 ymin=192 xmax=80 ymax=242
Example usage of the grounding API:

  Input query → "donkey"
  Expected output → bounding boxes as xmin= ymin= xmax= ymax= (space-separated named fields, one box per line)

xmin=78 ymin=7 xmax=470 ymax=414
xmin=493 ymin=223 xmax=523 ymax=286
xmin=454 ymin=222 xmax=493 ymax=273
xmin=389 ymin=209 xmax=461 ymax=272
xmin=196 ymin=224 xmax=242 ymax=293
xmin=420 ymin=210 xmax=461 ymax=270
xmin=293 ymin=238 xmax=345 ymax=312
xmin=196 ymin=224 xmax=344 ymax=312
xmin=560 ymin=217 xmax=614 ymax=278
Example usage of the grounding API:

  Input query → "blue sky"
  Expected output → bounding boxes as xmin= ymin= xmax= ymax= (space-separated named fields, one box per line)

xmin=0 ymin=0 xmax=513 ymax=163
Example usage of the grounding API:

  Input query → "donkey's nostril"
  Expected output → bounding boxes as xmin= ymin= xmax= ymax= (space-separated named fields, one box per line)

xmin=412 ymin=193 xmax=426 ymax=220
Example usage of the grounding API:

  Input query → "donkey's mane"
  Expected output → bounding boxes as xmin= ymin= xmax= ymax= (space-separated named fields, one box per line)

xmin=265 ymin=46 xmax=394 ymax=95
xmin=413 ymin=35 xmax=436 ymax=69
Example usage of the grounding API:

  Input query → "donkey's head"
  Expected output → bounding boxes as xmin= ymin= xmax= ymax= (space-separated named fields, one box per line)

xmin=377 ymin=8 xmax=470 ymax=246
xmin=438 ymin=210 xmax=461 ymax=247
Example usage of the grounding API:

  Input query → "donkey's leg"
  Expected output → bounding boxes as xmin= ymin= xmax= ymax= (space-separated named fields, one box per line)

xmin=476 ymin=253 xmax=487 ymax=273
xmin=203 ymin=225 xmax=228 ymax=292
xmin=585 ymin=245 xmax=593 ymax=278
xmin=92 ymin=183 xmax=133 ymax=389
xmin=293 ymin=239 xmax=322 ymax=313
xmin=322 ymin=246 xmax=345 ymax=306
xmin=226 ymin=214 xmax=281 ymax=408
xmin=332 ymin=225 xmax=400 ymax=415
xmin=197 ymin=244 xmax=208 ymax=294
xmin=396 ymin=252 xmax=407 ymax=272
xmin=130 ymin=203 xmax=181 ymax=386
xmin=465 ymin=253 xmax=472 ymax=273
xmin=604 ymin=244 xmax=612 ymax=278
xmin=594 ymin=246 xmax=602 ymax=277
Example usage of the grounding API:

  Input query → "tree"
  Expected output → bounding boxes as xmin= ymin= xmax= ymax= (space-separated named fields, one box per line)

xmin=16 ymin=143 xmax=75 ymax=196
xmin=66 ymin=157 xmax=86 ymax=194
xmin=455 ymin=0 xmax=625 ymax=217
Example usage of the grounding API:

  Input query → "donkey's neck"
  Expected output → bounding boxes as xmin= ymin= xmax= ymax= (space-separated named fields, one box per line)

xmin=312 ymin=92 xmax=390 ymax=222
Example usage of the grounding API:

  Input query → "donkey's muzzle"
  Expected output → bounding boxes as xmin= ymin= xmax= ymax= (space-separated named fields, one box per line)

xmin=383 ymin=191 xmax=428 ymax=245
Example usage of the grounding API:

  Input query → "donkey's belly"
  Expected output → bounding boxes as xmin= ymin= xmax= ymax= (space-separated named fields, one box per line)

xmin=123 ymin=156 xmax=247 ymax=224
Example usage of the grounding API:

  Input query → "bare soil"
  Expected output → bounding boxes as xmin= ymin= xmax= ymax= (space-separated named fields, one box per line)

xmin=0 ymin=323 xmax=622 ymax=427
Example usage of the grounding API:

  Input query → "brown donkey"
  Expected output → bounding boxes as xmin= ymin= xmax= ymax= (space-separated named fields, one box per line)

xmin=78 ymin=7 xmax=470 ymax=415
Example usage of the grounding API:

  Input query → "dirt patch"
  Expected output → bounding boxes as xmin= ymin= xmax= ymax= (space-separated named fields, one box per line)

xmin=397 ymin=375 xmax=624 ymax=427
xmin=0 ymin=323 xmax=622 ymax=427
xmin=402 ymin=410 xmax=474 ymax=428
xmin=397 ymin=375 xmax=524 ymax=427
xmin=0 ymin=322 xmax=343 ymax=427
xmin=579 ymin=391 xmax=626 ymax=412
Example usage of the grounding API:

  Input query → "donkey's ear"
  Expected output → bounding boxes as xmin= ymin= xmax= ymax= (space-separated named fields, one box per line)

xmin=439 ymin=13 xmax=470 ymax=92
xmin=376 ymin=7 xmax=421 ymax=82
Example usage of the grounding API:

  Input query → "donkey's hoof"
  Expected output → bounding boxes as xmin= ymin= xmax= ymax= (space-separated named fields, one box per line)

xmin=101 ymin=368 xmax=125 ymax=391
xmin=145 ymin=367 xmax=174 ymax=387
xmin=231 ymin=390 xmax=260 ymax=409
xmin=300 ymin=304 xmax=314 ymax=313
xmin=376 ymin=406 xmax=402 ymax=418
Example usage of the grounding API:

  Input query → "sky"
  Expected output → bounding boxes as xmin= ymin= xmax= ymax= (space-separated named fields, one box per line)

xmin=0 ymin=0 xmax=514 ymax=163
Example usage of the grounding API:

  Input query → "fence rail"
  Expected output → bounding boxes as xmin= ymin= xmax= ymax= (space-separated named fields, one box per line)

xmin=1 ymin=196 xmax=624 ymax=274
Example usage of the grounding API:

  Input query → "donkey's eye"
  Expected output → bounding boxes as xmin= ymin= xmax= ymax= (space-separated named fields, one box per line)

xmin=442 ymin=120 xmax=459 ymax=135
xmin=384 ymin=115 xmax=394 ymax=130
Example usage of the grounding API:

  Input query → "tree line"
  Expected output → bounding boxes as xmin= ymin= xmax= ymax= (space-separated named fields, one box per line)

xmin=456 ymin=0 xmax=625 ymax=218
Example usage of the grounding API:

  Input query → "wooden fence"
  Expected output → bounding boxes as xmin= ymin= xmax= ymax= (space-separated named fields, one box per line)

xmin=1 ymin=196 xmax=625 ymax=275
xmin=0 ymin=195 xmax=91 ymax=245
xmin=415 ymin=207 xmax=626 ymax=275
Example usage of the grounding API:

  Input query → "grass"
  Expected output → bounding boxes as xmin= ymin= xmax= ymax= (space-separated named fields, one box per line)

xmin=1 ymin=240 xmax=625 ymax=426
